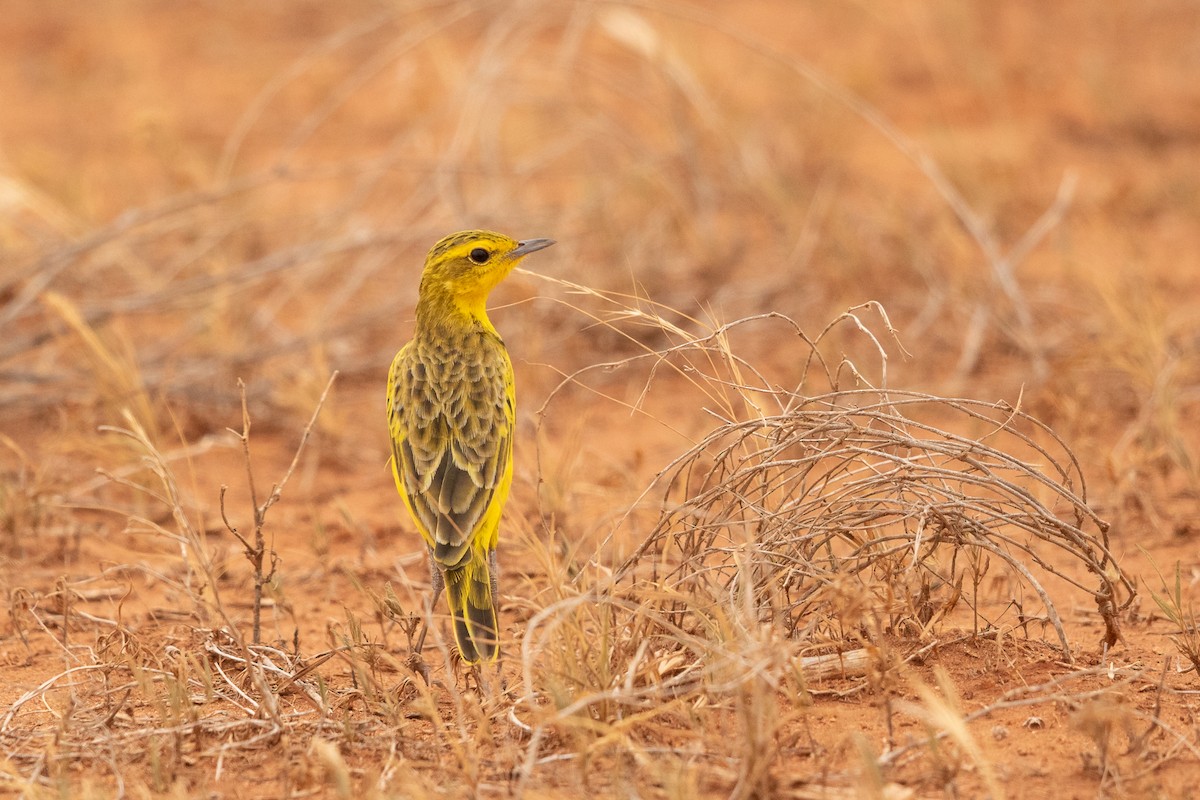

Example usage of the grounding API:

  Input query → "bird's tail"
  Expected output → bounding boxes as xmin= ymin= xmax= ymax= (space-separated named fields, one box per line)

xmin=443 ymin=554 xmax=499 ymax=663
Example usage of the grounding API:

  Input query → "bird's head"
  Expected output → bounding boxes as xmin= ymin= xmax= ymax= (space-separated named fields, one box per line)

xmin=418 ymin=230 xmax=554 ymax=318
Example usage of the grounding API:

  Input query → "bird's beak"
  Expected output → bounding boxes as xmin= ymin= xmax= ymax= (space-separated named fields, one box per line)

xmin=510 ymin=238 xmax=555 ymax=258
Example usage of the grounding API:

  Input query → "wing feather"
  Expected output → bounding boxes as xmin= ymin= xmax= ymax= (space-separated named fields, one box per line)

xmin=387 ymin=330 xmax=513 ymax=569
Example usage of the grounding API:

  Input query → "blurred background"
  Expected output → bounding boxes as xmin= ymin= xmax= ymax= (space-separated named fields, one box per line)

xmin=2 ymin=0 xmax=1198 ymax=603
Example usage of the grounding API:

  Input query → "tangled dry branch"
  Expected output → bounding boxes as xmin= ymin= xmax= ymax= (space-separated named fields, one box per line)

xmin=617 ymin=387 xmax=1134 ymax=661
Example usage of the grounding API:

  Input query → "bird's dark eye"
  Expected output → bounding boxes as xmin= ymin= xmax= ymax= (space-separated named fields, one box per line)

xmin=469 ymin=247 xmax=490 ymax=264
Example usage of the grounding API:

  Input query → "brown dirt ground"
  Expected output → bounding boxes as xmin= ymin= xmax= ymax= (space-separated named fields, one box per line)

xmin=2 ymin=1 xmax=1200 ymax=798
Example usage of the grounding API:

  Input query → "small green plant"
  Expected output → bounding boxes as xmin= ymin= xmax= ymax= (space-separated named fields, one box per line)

xmin=1141 ymin=549 xmax=1200 ymax=677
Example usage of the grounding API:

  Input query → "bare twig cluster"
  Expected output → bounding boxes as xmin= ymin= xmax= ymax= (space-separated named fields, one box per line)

xmin=220 ymin=373 xmax=338 ymax=644
xmin=620 ymin=387 xmax=1133 ymax=661
xmin=510 ymin=300 xmax=1141 ymax=796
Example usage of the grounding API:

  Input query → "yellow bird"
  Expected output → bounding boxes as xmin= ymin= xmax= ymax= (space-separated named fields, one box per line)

xmin=386 ymin=230 xmax=554 ymax=663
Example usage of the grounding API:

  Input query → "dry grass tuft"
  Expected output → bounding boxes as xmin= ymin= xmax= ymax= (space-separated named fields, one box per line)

xmin=628 ymin=383 xmax=1131 ymax=659
xmin=505 ymin=291 xmax=1140 ymax=795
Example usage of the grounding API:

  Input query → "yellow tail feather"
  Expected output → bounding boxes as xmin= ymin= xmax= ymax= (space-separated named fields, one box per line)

xmin=443 ymin=556 xmax=498 ymax=663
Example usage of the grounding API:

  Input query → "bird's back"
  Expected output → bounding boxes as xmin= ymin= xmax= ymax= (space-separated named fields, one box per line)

xmin=387 ymin=322 xmax=514 ymax=568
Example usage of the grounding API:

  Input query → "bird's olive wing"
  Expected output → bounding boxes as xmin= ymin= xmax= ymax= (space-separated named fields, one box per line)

xmin=388 ymin=336 xmax=512 ymax=569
